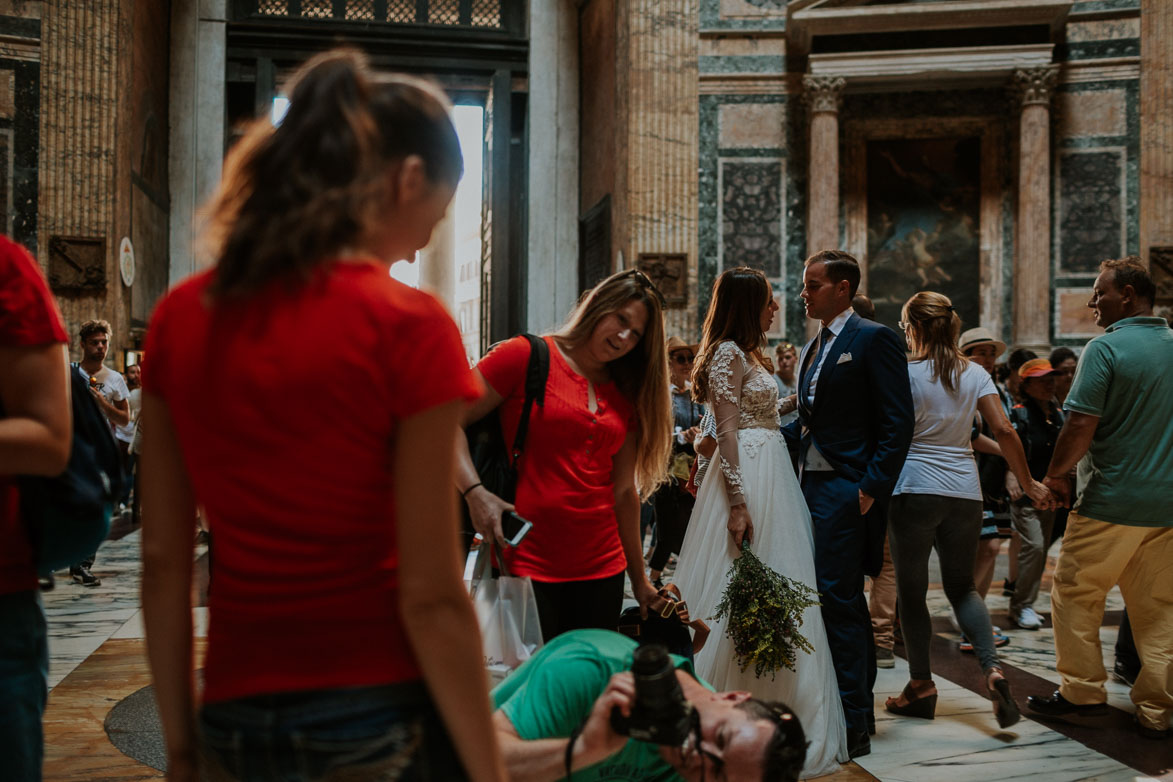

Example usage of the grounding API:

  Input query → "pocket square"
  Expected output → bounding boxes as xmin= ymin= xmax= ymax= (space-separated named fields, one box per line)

xmin=836 ymin=352 xmax=852 ymax=365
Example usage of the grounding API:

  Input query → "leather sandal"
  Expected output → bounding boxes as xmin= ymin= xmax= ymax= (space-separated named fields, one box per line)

xmin=885 ymin=683 xmax=937 ymax=719
xmin=987 ymin=669 xmax=1021 ymax=729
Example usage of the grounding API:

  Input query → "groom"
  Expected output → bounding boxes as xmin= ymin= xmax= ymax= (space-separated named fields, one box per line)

xmin=782 ymin=250 xmax=913 ymax=759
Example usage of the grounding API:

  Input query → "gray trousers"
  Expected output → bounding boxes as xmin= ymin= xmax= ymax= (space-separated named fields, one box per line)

xmin=1010 ymin=500 xmax=1056 ymax=614
xmin=889 ymin=494 xmax=1000 ymax=679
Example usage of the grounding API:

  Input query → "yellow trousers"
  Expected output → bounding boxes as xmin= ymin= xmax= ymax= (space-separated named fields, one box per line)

xmin=1051 ymin=512 xmax=1173 ymax=731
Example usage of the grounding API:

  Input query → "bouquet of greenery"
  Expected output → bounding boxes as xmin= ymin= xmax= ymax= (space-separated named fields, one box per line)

xmin=711 ymin=541 xmax=822 ymax=679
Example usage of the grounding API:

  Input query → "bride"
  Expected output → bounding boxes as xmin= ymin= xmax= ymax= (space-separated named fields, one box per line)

xmin=673 ymin=267 xmax=848 ymax=779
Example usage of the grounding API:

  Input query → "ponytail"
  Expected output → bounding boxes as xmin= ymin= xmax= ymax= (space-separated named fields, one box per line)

xmin=202 ymin=48 xmax=462 ymax=298
xmin=902 ymin=291 xmax=965 ymax=393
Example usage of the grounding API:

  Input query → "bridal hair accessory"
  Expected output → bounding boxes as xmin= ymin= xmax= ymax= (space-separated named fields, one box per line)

xmin=711 ymin=541 xmax=821 ymax=679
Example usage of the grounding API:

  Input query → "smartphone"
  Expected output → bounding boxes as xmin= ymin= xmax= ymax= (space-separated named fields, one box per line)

xmin=500 ymin=511 xmax=533 ymax=547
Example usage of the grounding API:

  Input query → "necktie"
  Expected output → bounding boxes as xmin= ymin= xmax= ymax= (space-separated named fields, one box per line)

xmin=803 ymin=327 xmax=834 ymax=398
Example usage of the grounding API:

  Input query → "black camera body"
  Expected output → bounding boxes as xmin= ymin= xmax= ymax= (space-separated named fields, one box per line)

xmin=610 ymin=644 xmax=694 ymax=746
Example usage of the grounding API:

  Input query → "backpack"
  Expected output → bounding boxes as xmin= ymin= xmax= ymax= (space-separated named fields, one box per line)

xmin=460 ymin=334 xmax=549 ymax=554
xmin=20 ymin=364 xmax=122 ymax=575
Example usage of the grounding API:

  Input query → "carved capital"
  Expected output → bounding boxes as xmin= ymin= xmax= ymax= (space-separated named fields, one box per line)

xmin=1011 ymin=66 xmax=1059 ymax=107
xmin=803 ymin=75 xmax=846 ymax=115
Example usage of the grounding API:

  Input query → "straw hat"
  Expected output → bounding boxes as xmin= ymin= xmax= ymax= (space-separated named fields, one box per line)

xmin=666 ymin=335 xmax=698 ymax=355
xmin=958 ymin=327 xmax=1007 ymax=357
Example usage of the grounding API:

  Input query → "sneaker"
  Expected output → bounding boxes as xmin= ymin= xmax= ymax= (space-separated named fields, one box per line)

xmin=1011 ymin=606 xmax=1043 ymax=630
xmin=1113 ymin=660 xmax=1139 ymax=688
xmin=69 ymin=565 xmax=101 ymax=587
xmin=876 ymin=647 xmax=896 ymax=668
xmin=1002 ymin=579 xmax=1016 ymax=597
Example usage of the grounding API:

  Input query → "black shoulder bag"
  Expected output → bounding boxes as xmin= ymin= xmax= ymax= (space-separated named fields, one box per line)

xmin=460 ymin=334 xmax=549 ymax=554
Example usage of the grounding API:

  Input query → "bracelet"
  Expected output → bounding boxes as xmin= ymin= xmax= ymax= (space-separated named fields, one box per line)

xmin=460 ymin=482 xmax=483 ymax=499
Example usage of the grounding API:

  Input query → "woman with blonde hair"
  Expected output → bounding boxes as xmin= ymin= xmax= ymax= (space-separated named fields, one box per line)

xmin=140 ymin=49 xmax=505 ymax=781
xmin=673 ymin=267 xmax=847 ymax=779
xmin=885 ymin=291 xmax=1052 ymax=729
xmin=457 ymin=268 xmax=672 ymax=640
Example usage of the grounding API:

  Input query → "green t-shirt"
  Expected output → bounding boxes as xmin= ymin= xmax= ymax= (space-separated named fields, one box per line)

xmin=1063 ymin=316 xmax=1173 ymax=526
xmin=491 ymin=629 xmax=707 ymax=782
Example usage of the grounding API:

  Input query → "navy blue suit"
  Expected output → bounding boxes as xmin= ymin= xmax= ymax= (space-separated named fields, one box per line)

xmin=782 ymin=312 xmax=913 ymax=738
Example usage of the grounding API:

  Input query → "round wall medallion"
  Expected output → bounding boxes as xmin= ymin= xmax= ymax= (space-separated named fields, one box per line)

xmin=119 ymin=237 xmax=135 ymax=287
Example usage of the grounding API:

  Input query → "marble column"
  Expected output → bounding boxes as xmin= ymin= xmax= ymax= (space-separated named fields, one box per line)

xmin=419 ymin=206 xmax=456 ymax=310
xmin=804 ymin=75 xmax=845 ymax=259
xmin=803 ymin=76 xmax=845 ymax=338
xmin=1140 ymin=0 xmax=1173 ymax=265
xmin=1011 ymin=66 xmax=1058 ymax=352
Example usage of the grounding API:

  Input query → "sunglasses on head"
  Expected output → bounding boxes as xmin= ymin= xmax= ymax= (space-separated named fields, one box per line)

xmin=616 ymin=268 xmax=667 ymax=309
xmin=672 ymin=352 xmax=695 ymax=365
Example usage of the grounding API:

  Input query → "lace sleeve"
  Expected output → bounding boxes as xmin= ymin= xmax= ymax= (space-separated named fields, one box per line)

xmin=709 ymin=341 xmax=746 ymax=506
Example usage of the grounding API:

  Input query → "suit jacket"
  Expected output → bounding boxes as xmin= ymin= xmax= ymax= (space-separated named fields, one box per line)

xmin=782 ymin=312 xmax=914 ymax=572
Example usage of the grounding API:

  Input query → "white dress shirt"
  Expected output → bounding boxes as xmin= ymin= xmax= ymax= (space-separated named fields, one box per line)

xmin=803 ymin=306 xmax=854 ymax=471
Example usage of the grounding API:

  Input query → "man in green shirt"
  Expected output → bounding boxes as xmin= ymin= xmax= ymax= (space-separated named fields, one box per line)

xmin=492 ymin=629 xmax=806 ymax=781
xmin=1027 ymin=257 xmax=1173 ymax=740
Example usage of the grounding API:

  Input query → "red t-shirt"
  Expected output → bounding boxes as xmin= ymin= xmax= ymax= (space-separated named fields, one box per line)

xmin=0 ymin=237 xmax=68 ymax=595
xmin=143 ymin=261 xmax=481 ymax=704
xmin=477 ymin=336 xmax=636 ymax=582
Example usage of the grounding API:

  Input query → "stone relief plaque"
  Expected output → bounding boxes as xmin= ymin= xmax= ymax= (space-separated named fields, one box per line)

xmin=720 ymin=160 xmax=782 ymax=277
xmin=865 ymin=136 xmax=981 ymax=333
xmin=637 ymin=253 xmax=688 ymax=307
xmin=1056 ymin=148 xmax=1125 ymax=276
xmin=48 ymin=235 xmax=106 ymax=293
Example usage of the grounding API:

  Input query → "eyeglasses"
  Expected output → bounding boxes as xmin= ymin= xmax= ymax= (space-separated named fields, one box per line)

xmin=617 ymin=268 xmax=667 ymax=309
xmin=672 ymin=353 xmax=695 ymax=365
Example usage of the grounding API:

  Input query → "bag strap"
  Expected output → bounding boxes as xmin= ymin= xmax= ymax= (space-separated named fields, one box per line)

xmin=510 ymin=334 xmax=550 ymax=467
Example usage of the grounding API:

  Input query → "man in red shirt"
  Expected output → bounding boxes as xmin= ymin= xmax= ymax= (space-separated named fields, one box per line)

xmin=0 ymin=236 xmax=72 ymax=782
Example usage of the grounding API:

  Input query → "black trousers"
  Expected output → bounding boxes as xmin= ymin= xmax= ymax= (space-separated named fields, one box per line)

xmin=530 ymin=572 xmax=625 ymax=642
xmin=648 ymin=482 xmax=695 ymax=572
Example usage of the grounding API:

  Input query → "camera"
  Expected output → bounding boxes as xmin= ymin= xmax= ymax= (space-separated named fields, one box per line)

xmin=610 ymin=644 xmax=694 ymax=746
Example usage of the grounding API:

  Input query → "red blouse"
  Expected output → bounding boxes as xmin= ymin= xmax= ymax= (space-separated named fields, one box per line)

xmin=478 ymin=336 xmax=636 ymax=582
xmin=143 ymin=262 xmax=481 ymax=703
xmin=0 ymin=237 xmax=69 ymax=595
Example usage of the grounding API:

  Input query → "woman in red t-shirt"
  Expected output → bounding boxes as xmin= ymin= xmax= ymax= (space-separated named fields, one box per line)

xmin=0 ymin=236 xmax=72 ymax=782
xmin=139 ymin=50 xmax=505 ymax=782
xmin=456 ymin=269 xmax=673 ymax=641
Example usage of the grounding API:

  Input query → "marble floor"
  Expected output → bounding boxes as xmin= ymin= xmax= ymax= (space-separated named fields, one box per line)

xmin=37 ymin=531 xmax=1172 ymax=781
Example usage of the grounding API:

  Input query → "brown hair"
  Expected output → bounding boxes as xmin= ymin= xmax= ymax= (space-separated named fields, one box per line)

xmin=79 ymin=319 xmax=112 ymax=343
xmin=901 ymin=291 xmax=965 ymax=393
xmin=553 ymin=270 xmax=671 ymax=495
xmin=202 ymin=48 xmax=463 ymax=298
xmin=806 ymin=249 xmax=861 ymax=298
xmin=693 ymin=267 xmax=774 ymax=403
xmin=1101 ymin=255 xmax=1156 ymax=304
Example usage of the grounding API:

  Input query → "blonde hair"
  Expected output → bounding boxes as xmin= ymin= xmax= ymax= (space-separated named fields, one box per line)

xmin=902 ymin=291 xmax=965 ymax=393
xmin=553 ymin=271 xmax=671 ymax=495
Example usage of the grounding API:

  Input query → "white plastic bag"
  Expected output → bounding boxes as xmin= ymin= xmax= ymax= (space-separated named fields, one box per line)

xmin=466 ymin=543 xmax=543 ymax=685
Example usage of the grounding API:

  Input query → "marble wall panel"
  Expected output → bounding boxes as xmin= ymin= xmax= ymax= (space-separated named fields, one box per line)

xmin=1056 ymin=148 xmax=1126 ymax=275
xmin=1055 ymin=287 xmax=1102 ymax=338
xmin=1057 ymin=89 xmax=1126 ymax=138
xmin=699 ymin=35 xmax=783 ymax=58
xmin=0 ymin=68 xmax=13 ymax=118
xmin=719 ymin=158 xmax=783 ymax=277
xmin=719 ymin=0 xmax=784 ymax=19
xmin=1065 ymin=17 xmax=1141 ymax=42
xmin=718 ymin=102 xmax=784 ymax=149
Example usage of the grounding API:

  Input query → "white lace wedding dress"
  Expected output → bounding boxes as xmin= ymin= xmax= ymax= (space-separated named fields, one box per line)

xmin=673 ymin=341 xmax=847 ymax=779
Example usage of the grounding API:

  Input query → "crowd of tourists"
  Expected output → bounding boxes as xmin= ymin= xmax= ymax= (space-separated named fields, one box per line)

xmin=2 ymin=47 xmax=1170 ymax=782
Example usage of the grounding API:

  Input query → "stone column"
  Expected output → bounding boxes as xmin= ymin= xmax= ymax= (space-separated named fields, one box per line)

xmin=804 ymin=76 xmax=845 ymax=259
xmin=1011 ymin=66 xmax=1058 ymax=352
xmin=803 ymin=76 xmax=845 ymax=338
xmin=1140 ymin=0 xmax=1173 ymax=265
xmin=419 ymin=206 xmax=456 ymax=309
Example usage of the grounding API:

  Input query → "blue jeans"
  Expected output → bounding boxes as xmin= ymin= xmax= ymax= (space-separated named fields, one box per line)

xmin=0 ymin=589 xmax=48 ymax=782
xmin=199 ymin=681 xmax=467 ymax=781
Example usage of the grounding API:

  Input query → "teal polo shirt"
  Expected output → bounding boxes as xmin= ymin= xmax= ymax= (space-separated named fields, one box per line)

xmin=492 ymin=629 xmax=709 ymax=782
xmin=1064 ymin=316 xmax=1173 ymax=527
